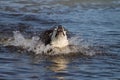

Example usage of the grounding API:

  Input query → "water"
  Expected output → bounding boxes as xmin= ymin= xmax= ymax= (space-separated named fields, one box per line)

xmin=0 ymin=0 xmax=120 ymax=80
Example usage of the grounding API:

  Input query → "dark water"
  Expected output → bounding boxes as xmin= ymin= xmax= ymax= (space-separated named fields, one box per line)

xmin=0 ymin=0 xmax=120 ymax=80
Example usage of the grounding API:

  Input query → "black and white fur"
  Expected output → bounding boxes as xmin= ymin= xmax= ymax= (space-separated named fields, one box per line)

xmin=40 ymin=25 xmax=69 ymax=48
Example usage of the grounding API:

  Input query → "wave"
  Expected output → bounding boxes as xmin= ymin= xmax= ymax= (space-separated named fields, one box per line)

xmin=2 ymin=31 xmax=98 ymax=56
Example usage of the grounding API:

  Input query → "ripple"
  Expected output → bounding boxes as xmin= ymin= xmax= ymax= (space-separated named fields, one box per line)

xmin=0 ymin=0 xmax=120 ymax=80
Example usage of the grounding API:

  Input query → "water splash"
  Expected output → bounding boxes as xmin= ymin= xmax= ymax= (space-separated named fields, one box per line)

xmin=4 ymin=31 xmax=96 ymax=56
xmin=6 ymin=31 xmax=39 ymax=51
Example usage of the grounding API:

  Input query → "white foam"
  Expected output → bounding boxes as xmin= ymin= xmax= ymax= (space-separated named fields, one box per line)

xmin=7 ymin=31 xmax=39 ymax=51
xmin=5 ymin=31 xmax=95 ymax=56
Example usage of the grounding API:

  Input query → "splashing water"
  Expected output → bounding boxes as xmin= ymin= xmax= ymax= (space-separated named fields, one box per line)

xmin=4 ymin=31 xmax=96 ymax=56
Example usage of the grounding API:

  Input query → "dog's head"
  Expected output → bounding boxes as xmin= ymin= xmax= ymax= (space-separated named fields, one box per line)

xmin=50 ymin=25 xmax=69 ymax=48
xmin=51 ymin=25 xmax=66 ymax=38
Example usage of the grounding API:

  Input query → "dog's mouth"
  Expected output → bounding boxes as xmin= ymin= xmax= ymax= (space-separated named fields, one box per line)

xmin=54 ymin=25 xmax=66 ymax=37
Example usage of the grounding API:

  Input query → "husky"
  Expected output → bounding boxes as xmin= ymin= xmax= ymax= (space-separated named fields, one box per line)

xmin=40 ymin=25 xmax=69 ymax=48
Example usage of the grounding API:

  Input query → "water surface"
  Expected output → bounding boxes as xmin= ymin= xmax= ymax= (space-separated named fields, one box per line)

xmin=0 ymin=0 xmax=120 ymax=80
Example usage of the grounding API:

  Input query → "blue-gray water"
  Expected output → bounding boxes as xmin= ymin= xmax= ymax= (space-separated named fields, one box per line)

xmin=0 ymin=0 xmax=120 ymax=80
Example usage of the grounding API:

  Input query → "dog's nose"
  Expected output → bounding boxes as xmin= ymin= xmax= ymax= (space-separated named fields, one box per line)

xmin=57 ymin=25 xmax=64 ymax=31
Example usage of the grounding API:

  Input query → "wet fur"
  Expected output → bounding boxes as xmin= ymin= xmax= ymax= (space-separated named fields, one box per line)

xmin=40 ymin=29 xmax=53 ymax=45
xmin=39 ymin=26 xmax=69 ymax=47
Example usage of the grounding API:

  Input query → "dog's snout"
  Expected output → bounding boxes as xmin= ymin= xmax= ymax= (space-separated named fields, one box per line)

xmin=57 ymin=25 xmax=64 ymax=32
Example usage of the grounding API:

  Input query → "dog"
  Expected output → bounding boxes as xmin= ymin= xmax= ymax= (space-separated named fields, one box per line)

xmin=40 ymin=25 xmax=69 ymax=48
